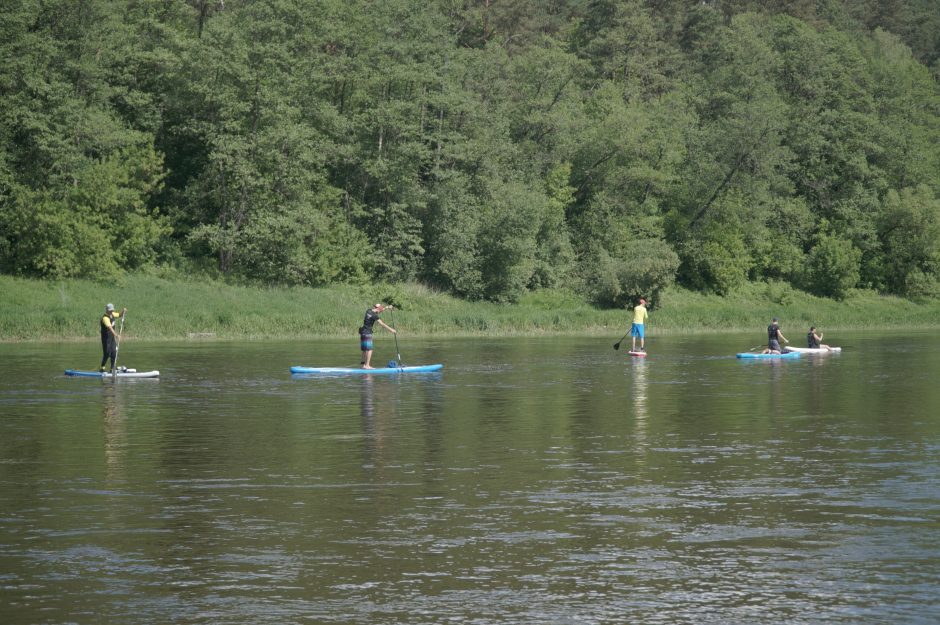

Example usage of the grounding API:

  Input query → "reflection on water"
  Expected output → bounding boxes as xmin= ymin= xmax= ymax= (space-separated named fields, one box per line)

xmin=101 ymin=382 xmax=134 ymax=486
xmin=0 ymin=334 xmax=939 ymax=624
xmin=631 ymin=358 xmax=648 ymax=457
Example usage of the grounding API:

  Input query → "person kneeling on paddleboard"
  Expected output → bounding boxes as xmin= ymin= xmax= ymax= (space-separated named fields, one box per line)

xmin=763 ymin=318 xmax=789 ymax=354
xmin=630 ymin=298 xmax=649 ymax=353
xmin=100 ymin=303 xmax=127 ymax=372
xmin=807 ymin=326 xmax=831 ymax=351
xmin=359 ymin=303 xmax=396 ymax=369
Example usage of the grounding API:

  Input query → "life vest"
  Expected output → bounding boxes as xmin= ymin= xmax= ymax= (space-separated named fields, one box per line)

xmin=100 ymin=312 xmax=118 ymax=341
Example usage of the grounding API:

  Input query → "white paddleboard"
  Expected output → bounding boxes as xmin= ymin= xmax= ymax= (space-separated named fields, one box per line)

xmin=785 ymin=346 xmax=842 ymax=353
xmin=65 ymin=369 xmax=160 ymax=378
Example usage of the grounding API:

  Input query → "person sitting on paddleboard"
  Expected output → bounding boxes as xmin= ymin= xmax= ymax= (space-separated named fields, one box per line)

xmin=630 ymin=298 xmax=649 ymax=352
xmin=763 ymin=317 xmax=789 ymax=354
xmin=807 ymin=326 xmax=831 ymax=351
xmin=100 ymin=303 xmax=127 ymax=372
xmin=360 ymin=303 xmax=396 ymax=369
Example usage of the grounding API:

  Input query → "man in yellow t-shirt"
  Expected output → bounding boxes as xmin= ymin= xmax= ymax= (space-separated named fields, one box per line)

xmin=630 ymin=298 xmax=649 ymax=352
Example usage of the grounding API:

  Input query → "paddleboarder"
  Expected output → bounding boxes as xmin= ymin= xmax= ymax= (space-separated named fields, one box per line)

xmin=100 ymin=303 xmax=127 ymax=372
xmin=763 ymin=317 xmax=789 ymax=354
xmin=807 ymin=326 xmax=832 ymax=351
xmin=630 ymin=298 xmax=649 ymax=353
xmin=360 ymin=303 xmax=396 ymax=369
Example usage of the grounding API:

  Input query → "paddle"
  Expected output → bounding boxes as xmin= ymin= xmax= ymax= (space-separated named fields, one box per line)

xmin=389 ymin=307 xmax=403 ymax=367
xmin=613 ymin=330 xmax=630 ymax=350
xmin=112 ymin=310 xmax=126 ymax=374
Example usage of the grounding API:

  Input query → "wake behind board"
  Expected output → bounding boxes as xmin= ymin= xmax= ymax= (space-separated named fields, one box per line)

xmin=735 ymin=352 xmax=801 ymax=359
xmin=65 ymin=369 xmax=160 ymax=378
xmin=784 ymin=346 xmax=842 ymax=353
xmin=291 ymin=364 xmax=443 ymax=375
xmin=627 ymin=351 xmax=647 ymax=357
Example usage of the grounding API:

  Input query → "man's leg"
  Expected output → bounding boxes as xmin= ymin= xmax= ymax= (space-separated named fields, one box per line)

xmin=101 ymin=336 xmax=110 ymax=371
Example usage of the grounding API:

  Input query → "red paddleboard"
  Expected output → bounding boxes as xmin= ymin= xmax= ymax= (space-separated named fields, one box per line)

xmin=628 ymin=351 xmax=647 ymax=357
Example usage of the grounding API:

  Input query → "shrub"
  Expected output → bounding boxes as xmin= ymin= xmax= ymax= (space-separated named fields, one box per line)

xmin=581 ymin=238 xmax=679 ymax=308
xmin=804 ymin=233 xmax=861 ymax=299
xmin=678 ymin=233 xmax=752 ymax=295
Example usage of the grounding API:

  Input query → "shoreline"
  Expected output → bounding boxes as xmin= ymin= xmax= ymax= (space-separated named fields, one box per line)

xmin=4 ymin=324 xmax=939 ymax=344
xmin=2 ymin=274 xmax=939 ymax=343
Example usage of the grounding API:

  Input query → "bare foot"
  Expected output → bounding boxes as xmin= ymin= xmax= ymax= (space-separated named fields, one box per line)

xmin=362 ymin=365 xmax=374 ymax=369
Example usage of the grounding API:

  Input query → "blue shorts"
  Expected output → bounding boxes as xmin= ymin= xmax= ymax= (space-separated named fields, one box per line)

xmin=630 ymin=323 xmax=645 ymax=338
xmin=360 ymin=335 xmax=373 ymax=351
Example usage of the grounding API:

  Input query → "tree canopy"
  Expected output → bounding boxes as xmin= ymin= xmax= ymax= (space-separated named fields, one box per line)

xmin=2 ymin=0 xmax=939 ymax=303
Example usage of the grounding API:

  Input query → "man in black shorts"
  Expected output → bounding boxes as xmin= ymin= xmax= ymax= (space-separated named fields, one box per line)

xmin=359 ymin=303 xmax=396 ymax=369
xmin=763 ymin=317 xmax=789 ymax=354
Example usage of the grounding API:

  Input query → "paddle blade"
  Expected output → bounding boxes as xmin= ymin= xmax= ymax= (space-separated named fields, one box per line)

xmin=613 ymin=342 xmax=621 ymax=350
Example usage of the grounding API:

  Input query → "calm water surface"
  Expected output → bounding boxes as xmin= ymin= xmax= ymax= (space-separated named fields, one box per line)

xmin=1 ymin=333 xmax=938 ymax=624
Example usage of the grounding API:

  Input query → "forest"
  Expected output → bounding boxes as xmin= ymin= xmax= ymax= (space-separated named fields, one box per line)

xmin=1 ymin=0 xmax=939 ymax=306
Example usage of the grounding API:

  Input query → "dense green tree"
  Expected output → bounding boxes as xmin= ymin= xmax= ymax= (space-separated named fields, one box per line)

xmin=2 ymin=0 xmax=940 ymax=304
xmin=581 ymin=237 xmax=679 ymax=308
xmin=879 ymin=185 xmax=940 ymax=297
xmin=805 ymin=227 xmax=862 ymax=299
xmin=424 ymin=171 xmax=486 ymax=298
xmin=531 ymin=163 xmax=576 ymax=288
xmin=864 ymin=28 xmax=940 ymax=192
xmin=0 ymin=0 xmax=169 ymax=278
xmin=179 ymin=0 xmax=370 ymax=285
xmin=575 ymin=0 xmax=681 ymax=98
xmin=668 ymin=13 xmax=793 ymax=291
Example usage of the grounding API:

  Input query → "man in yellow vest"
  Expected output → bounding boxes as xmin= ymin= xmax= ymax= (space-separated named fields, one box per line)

xmin=100 ymin=303 xmax=127 ymax=372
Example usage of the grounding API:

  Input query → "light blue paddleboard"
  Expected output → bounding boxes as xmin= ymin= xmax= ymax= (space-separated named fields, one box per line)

xmin=291 ymin=364 xmax=443 ymax=375
xmin=735 ymin=352 xmax=801 ymax=359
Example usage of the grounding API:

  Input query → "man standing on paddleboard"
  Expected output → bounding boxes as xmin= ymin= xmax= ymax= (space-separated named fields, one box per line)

xmin=360 ymin=303 xmax=396 ymax=369
xmin=763 ymin=317 xmax=789 ymax=354
xmin=100 ymin=303 xmax=127 ymax=372
xmin=630 ymin=298 xmax=649 ymax=353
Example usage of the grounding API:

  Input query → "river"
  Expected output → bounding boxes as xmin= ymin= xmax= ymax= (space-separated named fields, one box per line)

xmin=1 ymin=333 xmax=938 ymax=624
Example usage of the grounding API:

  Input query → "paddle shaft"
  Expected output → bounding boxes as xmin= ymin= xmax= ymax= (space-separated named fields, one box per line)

xmin=390 ymin=308 xmax=403 ymax=366
xmin=112 ymin=312 xmax=126 ymax=373
xmin=616 ymin=312 xmax=650 ymax=350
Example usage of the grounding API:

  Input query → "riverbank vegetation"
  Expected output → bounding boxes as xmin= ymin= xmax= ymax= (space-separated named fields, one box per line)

xmin=2 ymin=1 xmax=940 ymax=308
xmin=3 ymin=274 xmax=939 ymax=342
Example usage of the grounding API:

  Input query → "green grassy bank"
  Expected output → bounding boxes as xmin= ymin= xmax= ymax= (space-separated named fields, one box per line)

xmin=2 ymin=274 xmax=939 ymax=342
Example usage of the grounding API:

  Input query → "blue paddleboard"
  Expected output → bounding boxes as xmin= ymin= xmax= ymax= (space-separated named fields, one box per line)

xmin=291 ymin=364 xmax=443 ymax=375
xmin=735 ymin=352 xmax=801 ymax=359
